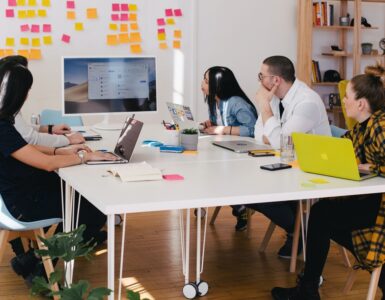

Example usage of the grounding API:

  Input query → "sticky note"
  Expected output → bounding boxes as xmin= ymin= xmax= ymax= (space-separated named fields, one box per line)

xmin=173 ymin=40 xmax=181 ymax=49
xmin=109 ymin=23 xmax=118 ymax=31
xmin=112 ymin=3 xmax=120 ymax=11
xmin=157 ymin=18 xmax=165 ymax=26
xmin=130 ymin=32 xmax=141 ymax=43
xmin=0 ymin=49 xmax=5 ymax=57
xmin=6 ymin=38 xmax=15 ymax=47
xmin=8 ymin=0 xmax=17 ymax=6
xmin=27 ymin=10 xmax=36 ymax=18
xmin=61 ymin=34 xmax=70 ymax=43
xmin=128 ymin=4 xmax=137 ymax=11
xmin=28 ymin=0 xmax=37 ymax=6
xmin=6 ymin=9 xmax=15 ymax=18
xmin=42 ymin=24 xmax=51 ymax=33
xmin=31 ymin=24 xmax=40 ymax=33
xmin=158 ymin=28 xmax=165 ymax=34
xmin=106 ymin=34 xmax=118 ymax=46
xmin=43 ymin=36 xmax=52 ymax=45
xmin=129 ymin=13 xmax=137 ymax=21
xmin=130 ymin=23 xmax=138 ymax=30
xmin=165 ymin=9 xmax=173 ymax=16
xmin=67 ymin=11 xmax=76 ymax=20
xmin=174 ymin=9 xmax=183 ymax=16
xmin=163 ymin=174 xmax=184 ymax=181
xmin=18 ymin=10 xmax=27 ymax=18
xmin=87 ymin=8 xmax=97 ymax=19
xmin=66 ymin=1 xmax=75 ymax=9
xmin=119 ymin=33 xmax=129 ymax=43
xmin=301 ymin=181 xmax=316 ymax=188
xmin=130 ymin=44 xmax=142 ymax=54
xmin=120 ymin=4 xmax=128 ymax=11
xmin=111 ymin=14 xmax=119 ymax=21
xmin=29 ymin=49 xmax=41 ymax=60
xmin=174 ymin=30 xmax=182 ymax=38
xmin=31 ymin=37 xmax=40 ymax=47
xmin=120 ymin=13 xmax=128 ymax=21
xmin=20 ymin=37 xmax=29 ymax=45
xmin=37 ymin=9 xmax=46 ymax=17
xmin=183 ymin=150 xmax=198 ymax=155
xmin=157 ymin=33 xmax=166 ymax=41
xmin=4 ymin=49 xmax=15 ymax=56
xmin=166 ymin=18 xmax=175 ymax=25
xmin=41 ymin=0 xmax=50 ymax=7
xmin=17 ymin=49 xmax=29 ymax=58
xmin=17 ymin=0 xmax=26 ymax=5
xmin=309 ymin=178 xmax=330 ymax=184
xmin=288 ymin=160 xmax=299 ymax=169
xmin=20 ymin=24 xmax=29 ymax=32
xmin=120 ymin=24 xmax=128 ymax=32
xmin=74 ymin=22 xmax=83 ymax=31
xmin=159 ymin=42 xmax=167 ymax=49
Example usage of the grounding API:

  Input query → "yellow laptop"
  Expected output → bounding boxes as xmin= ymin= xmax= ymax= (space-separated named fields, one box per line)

xmin=292 ymin=132 xmax=377 ymax=181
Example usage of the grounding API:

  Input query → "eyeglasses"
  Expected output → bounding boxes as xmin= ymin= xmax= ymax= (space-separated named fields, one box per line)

xmin=258 ymin=72 xmax=275 ymax=81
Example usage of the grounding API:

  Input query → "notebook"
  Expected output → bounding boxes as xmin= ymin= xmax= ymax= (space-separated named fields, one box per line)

xmin=108 ymin=162 xmax=162 ymax=182
xmin=292 ymin=132 xmax=377 ymax=181
xmin=212 ymin=140 xmax=272 ymax=153
xmin=86 ymin=117 xmax=143 ymax=165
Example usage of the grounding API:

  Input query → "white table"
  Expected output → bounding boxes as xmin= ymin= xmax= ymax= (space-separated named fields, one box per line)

xmin=59 ymin=124 xmax=385 ymax=299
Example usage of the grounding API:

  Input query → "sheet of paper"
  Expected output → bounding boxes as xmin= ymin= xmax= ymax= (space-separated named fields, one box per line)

xmin=159 ymin=42 xmax=167 ymax=49
xmin=129 ymin=13 xmax=137 ymax=21
xmin=17 ymin=49 xmax=29 ymax=57
xmin=67 ymin=11 xmax=75 ymax=20
xmin=174 ymin=30 xmax=182 ymax=38
xmin=66 ymin=1 xmax=75 ymax=9
xmin=109 ymin=23 xmax=118 ymax=31
xmin=107 ymin=34 xmax=118 ymax=45
xmin=128 ymin=4 xmax=137 ymax=11
xmin=130 ymin=32 xmax=141 ymax=43
xmin=20 ymin=37 xmax=29 ymax=45
xmin=6 ymin=38 xmax=15 ymax=47
xmin=119 ymin=33 xmax=129 ymax=43
xmin=120 ymin=24 xmax=128 ymax=32
xmin=130 ymin=44 xmax=142 ymax=54
xmin=6 ymin=9 xmax=15 ymax=18
xmin=42 ymin=24 xmax=51 ymax=32
xmin=20 ymin=24 xmax=29 ymax=32
xmin=173 ymin=40 xmax=181 ymax=49
xmin=31 ymin=37 xmax=40 ymax=47
xmin=61 ymin=34 xmax=70 ymax=43
xmin=8 ymin=0 xmax=17 ymax=6
xmin=165 ymin=9 xmax=173 ymax=16
xmin=112 ymin=3 xmax=120 ymax=11
xmin=163 ymin=174 xmax=184 ymax=181
xmin=74 ymin=22 xmax=84 ymax=31
xmin=157 ymin=18 xmax=165 ymax=26
xmin=130 ymin=23 xmax=138 ymax=30
xmin=27 ymin=10 xmax=36 ymax=18
xmin=166 ymin=18 xmax=175 ymax=25
xmin=37 ymin=9 xmax=47 ymax=17
xmin=31 ymin=24 xmax=39 ymax=33
xmin=43 ymin=36 xmax=52 ymax=45
xmin=120 ymin=4 xmax=128 ymax=11
xmin=174 ymin=9 xmax=183 ymax=16
xmin=157 ymin=33 xmax=166 ymax=41
xmin=29 ymin=49 xmax=41 ymax=60
xmin=309 ymin=178 xmax=330 ymax=184
xmin=87 ymin=8 xmax=97 ymax=19
xmin=41 ymin=0 xmax=50 ymax=7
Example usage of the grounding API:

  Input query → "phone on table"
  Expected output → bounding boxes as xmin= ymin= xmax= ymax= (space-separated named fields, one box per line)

xmin=260 ymin=163 xmax=292 ymax=171
xmin=248 ymin=151 xmax=275 ymax=157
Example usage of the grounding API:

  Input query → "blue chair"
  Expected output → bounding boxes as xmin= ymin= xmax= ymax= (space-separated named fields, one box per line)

xmin=0 ymin=193 xmax=61 ymax=295
xmin=40 ymin=109 xmax=83 ymax=126
xmin=331 ymin=124 xmax=348 ymax=137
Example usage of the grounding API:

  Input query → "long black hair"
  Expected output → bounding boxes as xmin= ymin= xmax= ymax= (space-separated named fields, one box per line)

xmin=0 ymin=64 xmax=33 ymax=123
xmin=0 ymin=55 xmax=28 ymax=82
xmin=203 ymin=66 xmax=257 ymax=119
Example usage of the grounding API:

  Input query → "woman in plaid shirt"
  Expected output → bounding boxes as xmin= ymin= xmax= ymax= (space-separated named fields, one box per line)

xmin=272 ymin=63 xmax=385 ymax=300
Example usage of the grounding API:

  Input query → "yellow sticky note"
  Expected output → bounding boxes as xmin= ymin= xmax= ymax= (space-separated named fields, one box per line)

xmin=288 ymin=160 xmax=299 ymax=169
xmin=119 ymin=33 xmax=129 ymax=43
xmin=0 ymin=49 xmax=5 ymax=58
xmin=41 ymin=0 xmax=50 ymax=7
xmin=28 ymin=0 xmax=37 ymax=6
xmin=130 ymin=32 xmax=141 ymax=43
xmin=87 ymin=8 xmax=97 ymax=19
xmin=20 ymin=37 xmax=29 ymax=45
xmin=37 ymin=9 xmax=46 ymax=17
xmin=43 ymin=36 xmax=52 ymax=45
xmin=106 ymin=35 xmax=118 ymax=46
xmin=309 ymin=178 xmax=330 ymax=184
xmin=6 ymin=38 xmax=15 ymax=47
xmin=173 ymin=40 xmax=181 ymax=49
xmin=109 ymin=23 xmax=118 ymax=31
xmin=157 ymin=33 xmax=166 ymax=41
xmin=27 ymin=10 xmax=36 ymax=18
xmin=183 ymin=150 xmax=198 ymax=155
xmin=301 ymin=181 xmax=316 ymax=188
xmin=17 ymin=0 xmax=26 ymax=5
xmin=4 ymin=49 xmax=15 ymax=56
xmin=31 ymin=37 xmax=40 ymax=47
xmin=17 ymin=49 xmax=30 ymax=58
xmin=130 ymin=44 xmax=142 ymax=54
xmin=74 ymin=23 xmax=84 ymax=31
xmin=166 ymin=18 xmax=175 ymax=25
xmin=159 ymin=42 xmax=168 ymax=49
xmin=130 ymin=23 xmax=139 ymax=31
xmin=18 ymin=10 xmax=27 ymax=18
xmin=67 ymin=11 xmax=76 ymax=20
xmin=30 ymin=49 xmax=42 ymax=60
xmin=129 ymin=13 xmax=137 ymax=21
xmin=128 ymin=4 xmax=137 ymax=11
xmin=174 ymin=30 xmax=182 ymax=39
xmin=120 ymin=24 xmax=128 ymax=32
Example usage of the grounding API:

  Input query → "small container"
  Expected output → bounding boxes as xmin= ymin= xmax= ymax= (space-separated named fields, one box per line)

xmin=361 ymin=43 xmax=373 ymax=55
xmin=164 ymin=129 xmax=180 ymax=146
xmin=339 ymin=16 xmax=350 ymax=26
xmin=280 ymin=134 xmax=295 ymax=163
xmin=180 ymin=133 xmax=198 ymax=151
xmin=30 ymin=114 xmax=40 ymax=125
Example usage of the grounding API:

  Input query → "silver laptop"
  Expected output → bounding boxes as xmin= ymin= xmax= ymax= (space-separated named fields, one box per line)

xmin=212 ymin=140 xmax=272 ymax=153
xmin=86 ymin=117 xmax=143 ymax=165
xmin=166 ymin=102 xmax=207 ymax=134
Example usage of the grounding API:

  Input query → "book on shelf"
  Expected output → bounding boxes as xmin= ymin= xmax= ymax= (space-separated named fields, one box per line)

xmin=311 ymin=60 xmax=322 ymax=83
xmin=313 ymin=1 xmax=334 ymax=26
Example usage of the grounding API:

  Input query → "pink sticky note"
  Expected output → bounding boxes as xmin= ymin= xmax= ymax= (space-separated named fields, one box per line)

xmin=174 ymin=9 xmax=182 ymax=17
xmin=120 ymin=4 xmax=128 ymax=11
xmin=20 ymin=24 xmax=30 ymax=32
xmin=157 ymin=18 xmax=165 ymax=26
xmin=112 ymin=3 xmax=120 ymax=11
xmin=31 ymin=24 xmax=40 ymax=33
xmin=111 ymin=14 xmax=119 ymax=21
xmin=8 ymin=0 xmax=17 ymax=6
xmin=66 ymin=1 xmax=75 ymax=9
xmin=6 ymin=9 xmax=14 ymax=18
xmin=61 ymin=34 xmax=70 ymax=43
xmin=163 ymin=174 xmax=184 ymax=181
xmin=165 ymin=9 xmax=173 ymax=16
xmin=43 ymin=24 xmax=51 ymax=33
xmin=158 ymin=28 xmax=165 ymax=34
xmin=120 ymin=13 xmax=128 ymax=21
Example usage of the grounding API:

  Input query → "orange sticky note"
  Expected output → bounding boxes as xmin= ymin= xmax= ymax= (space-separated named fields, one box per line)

xmin=157 ymin=33 xmax=166 ymax=41
xmin=106 ymin=35 xmax=118 ymax=46
xmin=30 ymin=49 xmax=42 ymax=60
xmin=87 ymin=8 xmax=97 ymax=19
xmin=17 ymin=0 xmax=26 ymax=5
xmin=43 ymin=36 xmax=52 ymax=45
xmin=174 ymin=30 xmax=182 ymax=38
xmin=130 ymin=23 xmax=138 ymax=30
xmin=120 ymin=24 xmax=128 ymax=32
xmin=129 ymin=13 xmax=137 ymax=21
xmin=130 ymin=44 xmax=142 ymax=54
xmin=173 ymin=40 xmax=181 ymax=49
xmin=41 ymin=0 xmax=50 ymax=7
xmin=4 ymin=49 xmax=15 ymax=56
xmin=6 ymin=38 xmax=15 ymax=47
xmin=18 ymin=10 xmax=27 ymax=18
xmin=0 ymin=49 xmax=5 ymax=58
xmin=128 ymin=4 xmax=137 ymax=11
xmin=130 ymin=32 xmax=141 ymax=43
xmin=37 ymin=9 xmax=46 ymax=17
xmin=166 ymin=18 xmax=175 ymax=25
xmin=27 ymin=10 xmax=36 ymax=18
xmin=74 ymin=22 xmax=84 ymax=31
xmin=20 ymin=37 xmax=29 ymax=45
xmin=159 ymin=42 xmax=167 ymax=49
xmin=17 ymin=49 xmax=30 ymax=58
xmin=28 ymin=0 xmax=37 ymax=6
xmin=119 ymin=33 xmax=129 ymax=43
xmin=67 ymin=11 xmax=76 ymax=20
xmin=31 ymin=37 xmax=40 ymax=47
xmin=109 ymin=23 xmax=118 ymax=31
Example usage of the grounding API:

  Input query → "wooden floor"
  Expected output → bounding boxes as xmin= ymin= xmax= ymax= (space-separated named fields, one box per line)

xmin=0 ymin=207 xmax=382 ymax=299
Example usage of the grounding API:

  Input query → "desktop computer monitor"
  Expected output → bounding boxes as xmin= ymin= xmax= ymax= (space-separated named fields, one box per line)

xmin=62 ymin=56 xmax=156 ymax=129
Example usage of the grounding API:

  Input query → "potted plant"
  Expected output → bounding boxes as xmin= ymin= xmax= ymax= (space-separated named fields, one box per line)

xmin=180 ymin=128 xmax=198 ymax=151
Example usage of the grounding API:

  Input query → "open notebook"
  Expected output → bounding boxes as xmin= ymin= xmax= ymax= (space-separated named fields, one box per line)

xmin=108 ymin=162 xmax=162 ymax=182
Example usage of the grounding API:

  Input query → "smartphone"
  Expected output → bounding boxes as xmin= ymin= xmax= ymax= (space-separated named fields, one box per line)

xmin=260 ymin=163 xmax=292 ymax=171
xmin=248 ymin=152 xmax=275 ymax=157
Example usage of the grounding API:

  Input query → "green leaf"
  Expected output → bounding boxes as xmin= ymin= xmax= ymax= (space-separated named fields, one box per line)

xmin=58 ymin=280 xmax=89 ymax=300
xmin=87 ymin=287 xmax=112 ymax=300
xmin=48 ymin=270 xmax=62 ymax=285
xmin=30 ymin=276 xmax=52 ymax=297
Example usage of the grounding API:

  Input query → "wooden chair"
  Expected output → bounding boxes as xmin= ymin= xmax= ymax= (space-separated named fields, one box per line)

xmin=344 ymin=265 xmax=383 ymax=300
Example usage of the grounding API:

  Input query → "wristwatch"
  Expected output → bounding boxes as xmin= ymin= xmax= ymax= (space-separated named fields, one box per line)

xmin=77 ymin=150 xmax=86 ymax=164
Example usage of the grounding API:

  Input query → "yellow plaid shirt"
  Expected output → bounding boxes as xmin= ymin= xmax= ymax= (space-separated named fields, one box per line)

xmin=343 ymin=109 xmax=385 ymax=270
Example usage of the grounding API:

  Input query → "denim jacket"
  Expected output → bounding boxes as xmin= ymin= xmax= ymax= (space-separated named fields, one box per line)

xmin=209 ymin=96 xmax=257 ymax=137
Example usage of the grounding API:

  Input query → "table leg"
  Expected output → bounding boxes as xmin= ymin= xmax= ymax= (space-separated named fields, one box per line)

xmin=64 ymin=183 xmax=74 ymax=285
xmin=107 ymin=214 xmax=115 ymax=300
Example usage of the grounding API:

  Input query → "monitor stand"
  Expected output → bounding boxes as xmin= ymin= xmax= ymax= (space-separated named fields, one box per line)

xmin=93 ymin=116 xmax=122 ymax=131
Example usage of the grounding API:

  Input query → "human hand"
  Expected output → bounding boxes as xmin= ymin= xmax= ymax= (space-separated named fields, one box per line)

xmin=85 ymin=151 xmax=119 ymax=162
xmin=56 ymin=144 xmax=91 ymax=155
xmin=358 ymin=163 xmax=372 ymax=172
xmin=204 ymin=126 xmax=224 ymax=135
xmin=52 ymin=124 xmax=71 ymax=135
xmin=200 ymin=120 xmax=212 ymax=129
xmin=255 ymin=83 xmax=279 ymax=108
xmin=66 ymin=132 xmax=85 ymax=144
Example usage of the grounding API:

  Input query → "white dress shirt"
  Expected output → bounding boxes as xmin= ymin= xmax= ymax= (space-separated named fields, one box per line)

xmin=14 ymin=113 xmax=70 ymax=147
xmin=254 ymin=79 xmax=331 ymax=149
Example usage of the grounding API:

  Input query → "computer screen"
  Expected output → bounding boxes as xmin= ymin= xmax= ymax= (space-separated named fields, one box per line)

xmin=62 ymin=56 xmax=157 ymax=116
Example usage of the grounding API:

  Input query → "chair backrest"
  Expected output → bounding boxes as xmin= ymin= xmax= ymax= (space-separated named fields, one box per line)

xmin=330 ymin=125 xmax=348 ymax=137
xmin=40 ymin=109 xmax=83 ymax=127
xmin=338 ymin=80 xmax=357 ymax=130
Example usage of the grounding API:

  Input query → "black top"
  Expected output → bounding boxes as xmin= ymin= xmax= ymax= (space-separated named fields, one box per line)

xmin=0 ymin=120 xmax=50 ymax=208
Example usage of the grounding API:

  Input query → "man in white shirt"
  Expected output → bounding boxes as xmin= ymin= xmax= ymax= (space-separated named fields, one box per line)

xmin=249 ymin=56 xmax=331 ymax=258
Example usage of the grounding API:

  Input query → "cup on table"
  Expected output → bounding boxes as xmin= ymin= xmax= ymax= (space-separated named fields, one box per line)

xmin=164 ymin=129 xmax=180 ymax=146
xmin=280 ymin=134 xmax=295 ymax=163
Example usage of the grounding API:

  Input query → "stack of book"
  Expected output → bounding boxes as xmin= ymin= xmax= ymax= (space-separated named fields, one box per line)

xmin=313 ymin=1 xmax=334 ymax=26
xmin=311 ymin=60 xmax=322 ymax=83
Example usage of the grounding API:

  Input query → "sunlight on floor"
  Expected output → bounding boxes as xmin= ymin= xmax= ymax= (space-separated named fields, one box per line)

xmin=121 ymin=277 xmax=154 ymax=300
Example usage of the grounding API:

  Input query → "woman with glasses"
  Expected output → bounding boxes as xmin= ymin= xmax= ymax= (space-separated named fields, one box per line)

xmin=200 ymin=66 xmax=257 ymax=138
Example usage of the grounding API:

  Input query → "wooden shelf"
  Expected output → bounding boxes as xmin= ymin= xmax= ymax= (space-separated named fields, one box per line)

xmin=322 ymin=52 xmax=352 ymax=57
xmin=312 ymin=82 xmax=338 ymax=87
xmin=314 ymin=25 xmax=379 ymax=30
xmin=361 ymin=54 xmax=385 ymax=58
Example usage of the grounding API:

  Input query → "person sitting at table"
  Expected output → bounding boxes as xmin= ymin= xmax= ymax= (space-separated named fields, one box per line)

xmin=200 ymin=66 xmax=258 ymax=231
xmin=272 ymin=62 xmax=385 ymax=300
xmin=246 ymin=55 xmax=331 ymax=258
xmin=0 ymin=55 xmax=85 ymax=147
xmin=0 ymin=63 xmax=118 ymax=283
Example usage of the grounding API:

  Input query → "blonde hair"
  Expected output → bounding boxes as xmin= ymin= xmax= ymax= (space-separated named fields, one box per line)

xmin=364 ymin=62 xmax=385 ymax=88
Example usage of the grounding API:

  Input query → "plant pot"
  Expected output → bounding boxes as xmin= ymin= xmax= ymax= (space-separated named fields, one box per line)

xmin=180 ymin=133 xmax=198 ymax=151
xmin=361 ymin=43 xmax=373 ymax=55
